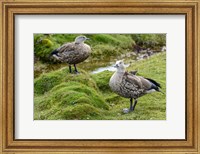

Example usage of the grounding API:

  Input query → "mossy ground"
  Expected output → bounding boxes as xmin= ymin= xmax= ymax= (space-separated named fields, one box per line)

xmin=34 ymin=34 xmax=166 ymax=78
xmin=34 ymin=52 xmax=166 ymax=120
xmin=34 ymin=34 xmax=135 ymax=62
xmin=34 ymin=34 xmax=165 ymax=62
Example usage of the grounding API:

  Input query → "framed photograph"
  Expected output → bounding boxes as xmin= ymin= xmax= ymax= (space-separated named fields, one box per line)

xmin=1 ymin=0 xmax=200 ymax=153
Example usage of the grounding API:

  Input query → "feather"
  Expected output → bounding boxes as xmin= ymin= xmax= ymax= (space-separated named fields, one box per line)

xmin=57 ymin=42 xmax=75 ymax=53
xmin=145 ymin=77 xmax=161 ymax=88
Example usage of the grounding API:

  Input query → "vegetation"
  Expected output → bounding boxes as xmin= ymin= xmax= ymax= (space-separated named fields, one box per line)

xmin=34 ymin=34 xmax=165 ymax=62
xmin=34 ymin=51 xmax=166 ymax=120
xmin=131 ymin=34 xmax=166 ymax=48
xmin=92 ymin=52 xmax=166 ymax=120
xmin=34 ymin=34 xmax=166 ymax=120
xmin=34 ymin=68 xmax=109 ymax=120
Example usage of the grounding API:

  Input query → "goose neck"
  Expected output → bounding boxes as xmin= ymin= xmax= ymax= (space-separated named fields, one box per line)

xmin=116 ymin=69 xmax=125 ymax=74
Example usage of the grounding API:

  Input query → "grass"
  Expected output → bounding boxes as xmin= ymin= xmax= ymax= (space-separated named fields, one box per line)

xmin=34 ymin=34 xmax=134 ymax=62
xmin=34 ymin=68 xmax=109 ymax=120
xmin=34 ymin=52 xmax=166 ymax=120
xmin=91 ymin=52 xmax=166 ymax=120
xmin=34 ymin=34 xmax=166 ymax=78
xmin=34 ymin=34 xmax=165 ymax=62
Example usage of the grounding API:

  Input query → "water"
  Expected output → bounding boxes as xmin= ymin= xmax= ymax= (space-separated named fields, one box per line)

xmin=35 ymin=53 xmax=136 ymax=78
xmin=91 ymin=63 xmax=130 ymax=74
xmin=34 ymin=50 xmax=163 ymax=78
xmin=90 ymin=50 xmax=164 ymax=74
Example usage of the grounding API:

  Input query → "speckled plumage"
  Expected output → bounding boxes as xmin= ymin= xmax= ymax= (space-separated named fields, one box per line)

xmin=51 ymin=36 xmax=91 ymax=73
xmin=54 ymin=42 xmax=91 ymax=64
xmin=109 ymin=71 xmax=154 ymax=99
xmin=109 ymin=60 xmax=163 ymax=113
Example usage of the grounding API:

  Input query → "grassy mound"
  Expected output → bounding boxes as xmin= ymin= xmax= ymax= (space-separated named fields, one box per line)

xmin=34 ymin=82 xmax=108 ymax=120
xmin=91 ymin=71 xmax=113 ymax=92
xmin=34 ymin=68 xmax=98 ymax=95
xmin=34 ymin=69 xmax=109 ymax=120
xmin=34 ymin=52 xmax=166 ymax=120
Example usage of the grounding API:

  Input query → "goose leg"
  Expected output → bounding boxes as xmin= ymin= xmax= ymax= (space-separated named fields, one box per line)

xmin=74 ymin=64 xmax=79 ymax=73
xmin=69 ymin=65 xmax=72 ymax=73
xmin=132 ymin=99 xmax=138 ymax=111
xmin=122 ymin=98 xmax=137 ymax=114
xmin=122 ymin=98 xmax=133 ymax=114
xmin=129 ymin=98 xmax=133 ymax=111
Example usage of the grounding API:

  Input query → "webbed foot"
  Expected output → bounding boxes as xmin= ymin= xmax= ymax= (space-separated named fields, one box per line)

xmin=74 ymin=70 xmax=80 ymax=74
xmin=122 ymin=108 xmax=131 ymax=114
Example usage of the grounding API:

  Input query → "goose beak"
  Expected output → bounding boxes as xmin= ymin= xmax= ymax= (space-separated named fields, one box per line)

xmin=114 ymin=64 xmax=119 ymax=68
xmin=86 ymin=38 xmax=90 ymax=40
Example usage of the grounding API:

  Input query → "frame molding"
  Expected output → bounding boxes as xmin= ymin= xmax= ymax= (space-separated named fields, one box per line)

xmin=0 ymin=0 xmax=199 ymax=153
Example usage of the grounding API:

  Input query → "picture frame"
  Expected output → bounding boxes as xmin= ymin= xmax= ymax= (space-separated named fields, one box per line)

xmin=0 ymin=0 xmax=199 ymax=153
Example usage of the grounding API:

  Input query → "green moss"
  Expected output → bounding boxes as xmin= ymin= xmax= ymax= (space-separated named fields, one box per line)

xmin=34 ymin=34 xmax=165 ymax=64
xmin=58 ymin=104 xmax=102 ymax=120
xmin=34 ymin=68 xmax=66 ymax=95
xmin=41 ymin=39 xmax=54 ymax=47
xmin=34 ymin=50 xmax=166 ymax=120
xmin=90 ymin=35 xmax=134 ymax=57
xmin=92 ymin=34 xmax=121 ymax=44
xmin=50 ymin=82 xmax=108 ymax=109
xmin=34 ymin=67 xmax=98 ymax=95
xmin=105 ymin=93 xmax=122 ymax=104
xmin=91 ymin=44 xmax=117 ymax=57
xmin=34 ymin=34 xmax=166 ymax=120
xmin=91 ymin=71 xmax=113 ymax=92
xmin=131 ymin=34 xmax=166 ymax=48
xmin=101 ymin=52 xmax=166 ymax=120
xmin=34 ymin=36 xmax=60 ymax=62
xmin=128 ymin=52 xmax=166 ymax=83
xmin=34 ymin=34 xmax=136 ymax=62
xmin=113 ymin=34 xmax=134 ymax=49
xmin=34 ymin=81 xmax=108 ymax=120
xmin=46 ymin=104 xmax=100 ymax=120
xmin=34 ymin=68 xmax=109 ymax=120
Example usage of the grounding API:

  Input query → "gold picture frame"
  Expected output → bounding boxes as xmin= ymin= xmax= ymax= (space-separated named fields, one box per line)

xmin=0 ymin=0 xmax=200 ymax=153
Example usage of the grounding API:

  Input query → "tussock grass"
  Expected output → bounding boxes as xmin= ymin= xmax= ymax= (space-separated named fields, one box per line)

xmin=34 ymin=68 xmax=98 ymax=95
xmin=34 ymin=52 xmax=166 ymax=120
xmin=34 ymin=34 xmax=127 ymax=61
xmin=34 ymin=34 xmax=165 ymax=62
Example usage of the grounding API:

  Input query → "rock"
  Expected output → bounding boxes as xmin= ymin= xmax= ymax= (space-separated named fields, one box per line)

xmin=161 ymin=46 xmax=166 ymax=52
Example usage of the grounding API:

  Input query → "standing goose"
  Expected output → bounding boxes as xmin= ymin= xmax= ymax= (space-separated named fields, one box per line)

xmin=109 ymin=60 xmax=163 ymax=113
xmin=51 ymin=35 xmax=91 ymax=73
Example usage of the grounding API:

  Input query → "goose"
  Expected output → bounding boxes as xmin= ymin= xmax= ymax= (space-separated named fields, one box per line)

xmin=109 ymin=60 xmax=164 ymax=113
xmin=51 ymin=35 xmax=91 ymax=73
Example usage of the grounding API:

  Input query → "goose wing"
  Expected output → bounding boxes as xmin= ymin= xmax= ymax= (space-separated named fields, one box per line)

xmin=129 ymin=70 xmax=138 ymax=75
xmin=139 ymin=76 xmax=161 ymax=92
xmin=125 ymin=72 xmax=158 ymax=90
xmin=138 ymin=76 xmax=153 ymax=90
xmin=57 ymin=42 xmax=75 ymax=53
xmin=125 ymin=71 xmax=162 ymax=92
xmin=144 ymin=77 xmax=161 ymax=88
xmin=124 ymin=72 xmax=143 ymax=88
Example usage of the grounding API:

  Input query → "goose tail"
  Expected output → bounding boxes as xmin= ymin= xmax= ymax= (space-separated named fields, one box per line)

xmin=49 ymin=49 xmax=60 ymax=60
xmin=158 ymin=89 xmax=165 ymax=95
xmin=50 ymin=49 xmax=58 ymax=56
xmin=145 ymin=77 xmax=161 ymax=88
xmin=145 ymin=77 xmax=165 ymax=95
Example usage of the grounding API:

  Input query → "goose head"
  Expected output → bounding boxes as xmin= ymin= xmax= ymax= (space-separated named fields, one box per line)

xmin=75 ymin=35 xmax=90 ymax=44
xmin=114 ymin=60 xmax=125 ymax=73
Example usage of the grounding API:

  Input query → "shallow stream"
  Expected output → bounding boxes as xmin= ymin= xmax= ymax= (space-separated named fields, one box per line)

xmin=34 ymin=49 xmax=164 ymax=78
